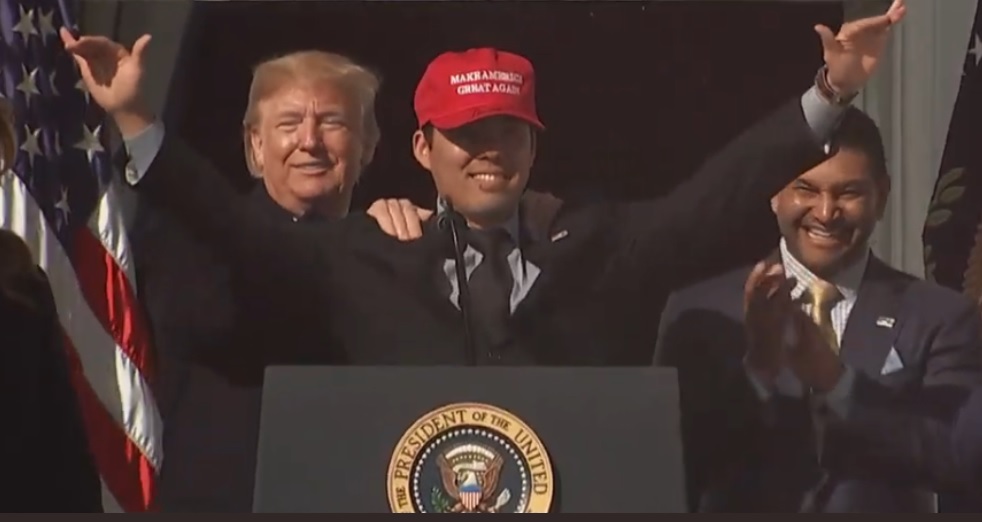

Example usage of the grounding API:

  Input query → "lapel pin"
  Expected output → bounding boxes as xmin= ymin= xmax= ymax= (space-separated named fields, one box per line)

xmin=550 ymin=230 xmax=569 ymax=242
xmin=876 ymin=316 xmax=895 ymax=328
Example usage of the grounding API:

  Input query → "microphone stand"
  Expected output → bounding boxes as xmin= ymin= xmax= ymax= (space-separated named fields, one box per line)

xmin=440 ymin=201 xmax=478 ymax=366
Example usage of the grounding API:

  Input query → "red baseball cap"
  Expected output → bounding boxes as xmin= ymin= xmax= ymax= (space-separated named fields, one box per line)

xmin=414 ymin=47 xmax=545 ymax=131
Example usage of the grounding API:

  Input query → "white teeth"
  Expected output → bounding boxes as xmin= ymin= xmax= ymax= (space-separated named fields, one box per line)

xmin=472 ymin=173 xmax=503 ymax=181
xmin=807 ymin=229 xmax=835 ymax=240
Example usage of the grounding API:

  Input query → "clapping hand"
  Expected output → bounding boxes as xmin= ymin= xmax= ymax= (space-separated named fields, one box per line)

xmin=786 ymin=305 xmax=845 ymax=393
xmin=743 ymin=258 xmax=797 ymax=385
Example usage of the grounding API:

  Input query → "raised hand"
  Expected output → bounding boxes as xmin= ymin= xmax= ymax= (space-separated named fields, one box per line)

xmin=815 ymin=0 xmax=906 ymax=95
xmin=743 ymin=258 xmax=797 ymax=384
xmin=59 ymin=28 xmax=151 ymax=114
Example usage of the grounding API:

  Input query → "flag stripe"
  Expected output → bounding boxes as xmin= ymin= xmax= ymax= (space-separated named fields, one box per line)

xmin=1 ymin=172 xmax=161 ymax=509
xmin=73 ymin=219 xmax=157 ymax=394
xmin=62 ymin=331 xmax=157 ymax=512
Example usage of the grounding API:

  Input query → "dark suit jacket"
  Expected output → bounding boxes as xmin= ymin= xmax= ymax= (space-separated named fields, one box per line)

xmin=654 ymin=256 xmax=982 ymax=512
xmin=129 ymin=95 xmax=830 ymax=367
xmin=0 ymin=266 xmax=103 ymax=512
xmin=953 ymin=385 xmax=982 ymax=490
xmin=128 ymin=184 xmax=333 ymax=512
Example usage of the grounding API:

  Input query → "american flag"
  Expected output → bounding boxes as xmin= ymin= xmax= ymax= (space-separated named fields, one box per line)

xmin=0 ymin=0 xmax=161 ymax=512
xmin=922 ymin=0 xmax=982 ymax=292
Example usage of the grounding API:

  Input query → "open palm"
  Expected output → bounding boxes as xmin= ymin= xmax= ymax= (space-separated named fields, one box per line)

xmin=59 ymin=28 xmax=151 ymax=114
xmin=816 ymin=0 xmax=906 ymax=94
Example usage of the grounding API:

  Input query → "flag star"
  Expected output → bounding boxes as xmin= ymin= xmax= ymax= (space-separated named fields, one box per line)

xmin=20 ymin=125 xmax=43 ymax=168
xmin=51 ymin=130 xmax=63 ymax=156
xmin=38 ymin=9 xmax=58 ymax=39
xmin=74 ymin=124 xmax=105 ymax=162
xmin=970 ymin=32 xmax=982 ymax=68
xmin=16 ymin=66 xmax=41 ymax=105
xmin=48 ymin=70 xmax=60 ymax=97
xmin=54 ymin=187 xmax=71 ymax=218
xmin=75 ymin=77 xmax=89 ymax=104
xmin=12 ymin=5 xmax=38 ymax=42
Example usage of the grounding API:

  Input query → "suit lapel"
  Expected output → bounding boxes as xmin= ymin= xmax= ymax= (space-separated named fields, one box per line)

xmin=512 ymin=192 xmax=597 ymax=319
xmin=839 ymin=257 xmax=908 ymax=374
xmin=350 ymin=191 xmax=594 ymax=324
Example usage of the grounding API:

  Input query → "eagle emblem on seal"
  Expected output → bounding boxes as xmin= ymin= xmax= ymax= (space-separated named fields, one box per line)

xmin=436 ymin=443 xmax=511 ymax=513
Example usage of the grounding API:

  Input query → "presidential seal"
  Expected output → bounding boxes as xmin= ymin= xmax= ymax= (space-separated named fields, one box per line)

xmin=386 ymin=402 xmax=554 ymax=513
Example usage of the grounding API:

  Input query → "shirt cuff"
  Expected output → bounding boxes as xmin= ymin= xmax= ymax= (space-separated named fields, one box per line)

xmin=122 ymin=120 xmax=165 ymax=185
xmin=800 ymin=85 xmax=846 ymax=146
xmin=742 ymin=355 xmax=775 ymax=402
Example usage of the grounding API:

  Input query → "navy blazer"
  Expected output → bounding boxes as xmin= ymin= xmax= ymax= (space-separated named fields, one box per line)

xmin=953 ymin=385 xmax=982 ymax=489
xmin=654 ymin=255 xmax=982 ymax=512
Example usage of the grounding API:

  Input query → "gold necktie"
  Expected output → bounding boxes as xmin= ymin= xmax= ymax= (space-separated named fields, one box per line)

xmin=807 ymin=280 xmax=842 ymax=354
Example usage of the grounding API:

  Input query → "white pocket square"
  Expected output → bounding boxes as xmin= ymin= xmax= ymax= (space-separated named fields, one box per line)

xmin=880 ymin=347 xmax=904 ymax=375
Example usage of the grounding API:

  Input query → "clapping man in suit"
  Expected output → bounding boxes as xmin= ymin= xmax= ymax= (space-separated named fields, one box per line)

xmin=64 ymin=5 xmax=902 ymax=367
xmin=654 ymin=107 xmax=982 ymax=512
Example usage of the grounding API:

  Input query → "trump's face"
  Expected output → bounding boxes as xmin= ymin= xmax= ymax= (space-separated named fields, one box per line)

xmin=248 ymin=80 xmax=368 ymax=217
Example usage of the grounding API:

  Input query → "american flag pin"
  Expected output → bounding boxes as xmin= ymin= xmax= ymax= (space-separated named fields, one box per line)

xmin=550 ymin=230 xmax=568 ymax=242
xmin=876 ymin=316 xmax=895 ymax=328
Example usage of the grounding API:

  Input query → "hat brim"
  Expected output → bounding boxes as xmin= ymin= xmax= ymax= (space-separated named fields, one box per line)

xmin=427 ymin=105 xmax=545 ymax=131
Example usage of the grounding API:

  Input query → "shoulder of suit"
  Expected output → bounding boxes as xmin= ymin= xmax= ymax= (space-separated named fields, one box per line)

xmin=521 ymin=190 xmax=566 ymax=231
xmin=903 ymin=275 xmax=978 ymax=315
xmin=869 ymin=258 xmax=979 ymax=317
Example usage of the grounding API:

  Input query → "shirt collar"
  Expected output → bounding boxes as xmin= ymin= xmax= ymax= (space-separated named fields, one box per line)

xmin=251 ymin=185 xmax=325 ymax=223
xmin=435 ymin=198 xmax=521 ymax=245
xmin=779 ymin=237 xmax=868 ymax=303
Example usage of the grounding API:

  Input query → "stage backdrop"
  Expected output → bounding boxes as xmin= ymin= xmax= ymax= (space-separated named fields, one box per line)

xmin=166 ymin=0 xmax=842 ymax=335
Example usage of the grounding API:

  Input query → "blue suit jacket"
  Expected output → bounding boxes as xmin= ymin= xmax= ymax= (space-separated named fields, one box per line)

xmin=654 ymin=255 xmax=982 ymax=512
xmin=953 ymin=385 xmax=982 ymax=495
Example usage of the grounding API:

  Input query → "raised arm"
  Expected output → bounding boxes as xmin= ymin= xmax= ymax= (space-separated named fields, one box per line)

xmin=60 ymin=29 xmax=343 ymax=342
xmin=614 ymin=1 xmax=906 ymax=290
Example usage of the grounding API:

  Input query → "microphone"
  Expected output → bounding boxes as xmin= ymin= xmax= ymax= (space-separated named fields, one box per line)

xmin=437 ymin=196 xmax=478 ymax=366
